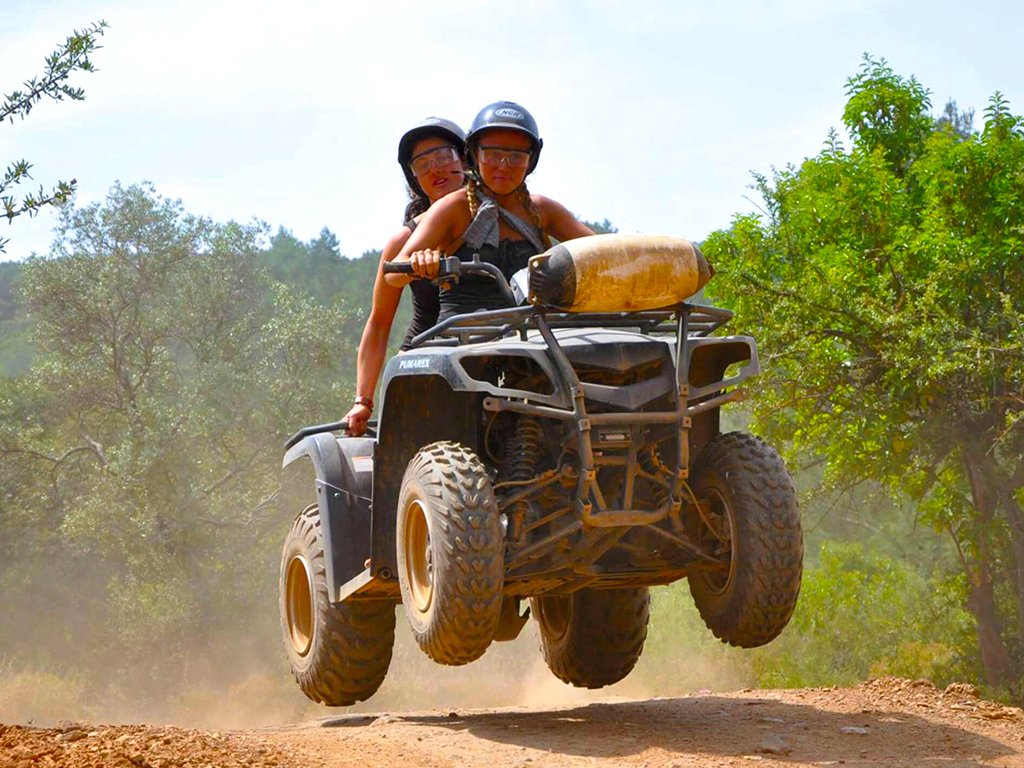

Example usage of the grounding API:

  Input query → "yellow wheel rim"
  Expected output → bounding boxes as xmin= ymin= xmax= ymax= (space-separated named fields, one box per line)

xmin=403 ymin=499 xmax=434 ymax=616
xmin=285 ymin=554 xmax=314 ymax=656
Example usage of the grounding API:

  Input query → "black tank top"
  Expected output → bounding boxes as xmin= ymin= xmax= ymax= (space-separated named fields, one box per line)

xmin=399 ymin=219 xmax=441 ymax=350
xmin=439 ymin=239 xmax=538 ymax=322
xmin=402 ymin=280 xmax=440 ymax=349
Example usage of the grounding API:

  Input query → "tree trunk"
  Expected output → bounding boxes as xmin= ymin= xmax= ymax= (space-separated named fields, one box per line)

xmin=993 ymin=462 xmax=1024 ymax=647
xmin=963 ymin=553 xmax=1017 ymax=686
xmin=961 ymin=446 xmax=1017 ymax=687
xmin=971 ymin=448 xmax=1024 ymax=651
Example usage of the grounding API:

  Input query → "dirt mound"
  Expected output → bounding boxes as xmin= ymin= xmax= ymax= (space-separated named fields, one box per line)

xmin=857 ymin=676 xmax=1024 ymax=723
xmin=0 ymin=722 xmax=299 ymax=768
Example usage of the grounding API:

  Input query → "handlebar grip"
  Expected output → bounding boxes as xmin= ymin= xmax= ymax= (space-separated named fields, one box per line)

xmin=382 ymin=261 xmax=415 ymax=274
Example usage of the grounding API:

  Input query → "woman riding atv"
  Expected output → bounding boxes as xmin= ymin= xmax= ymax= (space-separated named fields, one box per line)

xmin=386 ymin=101 xmax=594 ymax=319
xmin=344 ymin=117 xmax=467 ymax=436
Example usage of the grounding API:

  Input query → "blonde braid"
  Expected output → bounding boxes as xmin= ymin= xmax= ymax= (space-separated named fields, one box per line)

xmin=518 ymin=183 xmax=551 ymax=249
xmin=466 ymin=177 xmax=480 ymax=219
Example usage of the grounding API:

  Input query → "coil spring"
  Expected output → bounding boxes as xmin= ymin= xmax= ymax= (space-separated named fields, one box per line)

xmin=640 ymin=446 xmax=689 ymax=534
xmin=503 ymin=417 xmax=544 ymax=543
xmin=506 ymin=416 xmax=544 ymax=481
xmin=639 ymin=446 xmax=670 ymax=504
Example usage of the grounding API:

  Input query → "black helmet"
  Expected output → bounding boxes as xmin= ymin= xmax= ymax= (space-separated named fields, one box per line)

xmin=466 ymin=101 xmax=543 ymax=173
xmin=397 ymin=117 xmax=466 ymax=194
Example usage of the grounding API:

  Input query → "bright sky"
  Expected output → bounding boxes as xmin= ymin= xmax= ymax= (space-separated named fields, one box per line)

xmin=2 ymin=0 xmax=1022 ymax=261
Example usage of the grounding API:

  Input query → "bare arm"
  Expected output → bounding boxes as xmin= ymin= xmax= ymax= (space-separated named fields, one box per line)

xmin=343 ymin=226 xmax=412 ymax=435
xmin=536 ymin=195 xmax=596 ymax=242
xmin=384 ymin=191 xmax=469 ymax=285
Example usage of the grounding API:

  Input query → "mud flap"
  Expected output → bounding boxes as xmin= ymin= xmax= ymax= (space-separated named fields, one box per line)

xmin=283 ymin=433 xmax=375 ymax=603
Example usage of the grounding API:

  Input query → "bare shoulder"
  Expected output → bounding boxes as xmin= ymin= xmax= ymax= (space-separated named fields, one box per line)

xmin=424 ymin=187 xmax=472 ymax=236
xmin=435 ymin=187 xmax=471 ymax=215
xmin=532 ymin=194 xmax=573 ymax=219
xmin=532 ymin=194 xmax=595 ymax=240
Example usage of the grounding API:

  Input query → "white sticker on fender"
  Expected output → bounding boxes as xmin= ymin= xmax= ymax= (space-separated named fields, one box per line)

xmin=352 ymin=456 xmax=373 ymax=473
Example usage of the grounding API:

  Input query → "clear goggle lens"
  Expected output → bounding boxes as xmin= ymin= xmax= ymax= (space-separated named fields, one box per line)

xmin=409 ymin=145 xmax=460 ymax=175
xmin=477 ymin=147 xmax=532 ymax=168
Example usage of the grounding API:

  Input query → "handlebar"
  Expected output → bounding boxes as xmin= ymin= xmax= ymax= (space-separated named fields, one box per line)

xmin=382 ymin=256 xmax=461 ymax=276
xmin=382 ymin=255 xmax=518 ymax=307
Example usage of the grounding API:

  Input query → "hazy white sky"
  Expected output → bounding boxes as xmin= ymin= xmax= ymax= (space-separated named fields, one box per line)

xmin=2 ymin=0 xmax=1022 ymax=261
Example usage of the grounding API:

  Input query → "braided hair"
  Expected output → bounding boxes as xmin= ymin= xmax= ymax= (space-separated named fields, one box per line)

xmin=465 ymin=172 xmax=482 ymax=219
xmin=517 ymin=182 xmax=551 ymax=249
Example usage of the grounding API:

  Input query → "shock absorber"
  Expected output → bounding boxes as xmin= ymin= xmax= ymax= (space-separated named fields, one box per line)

xmin=639 ymin=446 xmax=678 ymax=531
xmin=504 ymin=416 xmax=544 ymax=542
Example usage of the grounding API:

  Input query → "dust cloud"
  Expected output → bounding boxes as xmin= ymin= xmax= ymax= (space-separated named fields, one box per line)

xmin=1 ymin=590 xmax=753 ymax=730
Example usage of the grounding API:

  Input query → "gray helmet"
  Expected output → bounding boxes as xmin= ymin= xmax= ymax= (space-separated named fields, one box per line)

xmin=466 ymin=101 xmax=543 ymax=173
xmin=397 ymin=117 xmax=466 ymax=194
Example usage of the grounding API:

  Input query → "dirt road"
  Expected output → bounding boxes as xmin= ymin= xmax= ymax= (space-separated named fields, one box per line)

xmin=3 ymin=678 xmax=1023 ymax=767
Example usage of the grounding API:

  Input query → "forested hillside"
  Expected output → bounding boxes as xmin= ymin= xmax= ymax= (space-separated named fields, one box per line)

xmin=0 ymin=226 xmax=388 ymax=381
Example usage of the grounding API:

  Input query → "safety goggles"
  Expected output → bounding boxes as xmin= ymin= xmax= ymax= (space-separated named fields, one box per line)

xmin=409 ymin=145 xmax=461 ymax=175
xmin=477 ymin=146 xmax=532 ymax=168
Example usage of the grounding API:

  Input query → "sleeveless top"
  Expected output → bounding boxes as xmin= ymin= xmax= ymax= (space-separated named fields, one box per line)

xmin=398 ymin=218 xmax=442 ymax=350
xmin=438 ymin=193 xmax=547 ymax=322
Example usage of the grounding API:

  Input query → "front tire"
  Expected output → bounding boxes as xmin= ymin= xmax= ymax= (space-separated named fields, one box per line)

xmin=397 ymin=441 xmax=504 ymax=665
xmin=532 ymin=587 xmax=650 ymax=688
xmin=688 ymin=432 xmax=803 ymax=647
xmin=280 ymin=504 xmax=395 ymax=706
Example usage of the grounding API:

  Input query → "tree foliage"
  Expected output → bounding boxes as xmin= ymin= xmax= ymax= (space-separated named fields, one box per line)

xmin=260 ymin=226 xmax=380 ymax=311
xmin=0 ymin=183 xmax=357 ymax=693
xmin=1 ymin=20 xmax=107 ymax=252
xmin=704 ymin=55 xmax=1024 ymax=697
xmin=0 ymin=181 xmax=625 ymax=708
xmin=755 ymin=541 xmax=975 ymax=687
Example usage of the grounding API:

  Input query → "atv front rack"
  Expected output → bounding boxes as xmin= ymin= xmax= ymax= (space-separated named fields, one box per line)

xmin=408 ymin=302 xmax=732 ymax=348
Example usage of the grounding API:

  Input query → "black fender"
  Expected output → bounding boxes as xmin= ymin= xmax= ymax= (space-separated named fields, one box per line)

xmin=371 ymin=374 xmax=482 ymax=578
xmin=282 ymin=433 xmax=375 ymax=603
xmin=684 ymin=335 xmax=759 ymax=462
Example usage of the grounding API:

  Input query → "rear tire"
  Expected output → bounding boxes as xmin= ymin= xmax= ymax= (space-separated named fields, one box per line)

xmin=397 ymin=441 xmax=504 ymax=665
xmin=532 ymin=587 xmax=650 ymax=688
xmin=688 ymin=432 xmax=802 ymax=647
xmin=280 ymin=504 xmax=395 ymax=706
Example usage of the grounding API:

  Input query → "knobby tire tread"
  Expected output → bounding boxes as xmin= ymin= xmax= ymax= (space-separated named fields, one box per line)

xmin=280 ymin=504 xmax=395 ymax=706
xmin=535 ymin=587 xmax=650 ymax=689
xmin=398 ymin=441 xmax=504 ymax=665
xmin=689 ymin=431 xmax=802 ymax=648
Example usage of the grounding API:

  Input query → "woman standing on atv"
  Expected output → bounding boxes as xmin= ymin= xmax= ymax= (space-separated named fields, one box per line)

xmin=344 ymin=117 xmax=467 ymax=436
xmin=386 ymin=101 xmax=594 ymax=320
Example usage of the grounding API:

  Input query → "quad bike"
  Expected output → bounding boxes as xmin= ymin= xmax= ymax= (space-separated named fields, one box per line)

xmin=278 ymin=234 xmax=803 ymax=706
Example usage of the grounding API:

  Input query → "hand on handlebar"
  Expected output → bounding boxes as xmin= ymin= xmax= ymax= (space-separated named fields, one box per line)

xmin=342 ymin=403 xmax=371 ymax=436
xmin=410 ymin=248 xmax=443 ymax=279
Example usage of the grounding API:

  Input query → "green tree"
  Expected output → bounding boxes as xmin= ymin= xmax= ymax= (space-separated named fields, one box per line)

xmin=582 ymin=218 xmax=618 ymax=235
xmin=0 ymin=183 xmax=357 ymax=696
xmin=703 ymin=55 xmax=1024 ymax=696
xmin=2 ymin=20 xmax=107 ymax=252
xmin=754 ymin=541 xmax=974 ymax=687
xmin=259 ymin=226 xmax=380 ymax=315
xmin=936 ymin=99 xmax=975 ymax=140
